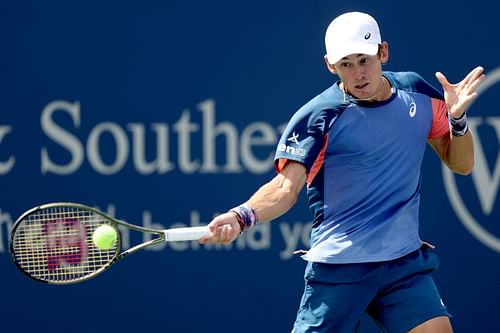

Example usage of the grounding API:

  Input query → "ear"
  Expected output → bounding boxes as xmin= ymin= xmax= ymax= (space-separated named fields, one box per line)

xmin=379 ymin=41 xmax=389 ymax=64
xmin=324 ymin=55 xmax=337 ymax=74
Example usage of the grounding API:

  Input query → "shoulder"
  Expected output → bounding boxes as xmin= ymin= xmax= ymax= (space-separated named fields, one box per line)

xmin=290 ymin=84 xmax=348 ymax=125
xmin=384 ymin=71 xmax=443 ymax=100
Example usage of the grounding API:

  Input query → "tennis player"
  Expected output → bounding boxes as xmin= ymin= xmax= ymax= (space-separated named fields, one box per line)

xmin=200 ymin=11 xmax=484 ymax=333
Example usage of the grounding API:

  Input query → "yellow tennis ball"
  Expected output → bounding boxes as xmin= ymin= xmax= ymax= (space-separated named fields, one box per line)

xmin=92 ymin=225 xmax=117 ymax=250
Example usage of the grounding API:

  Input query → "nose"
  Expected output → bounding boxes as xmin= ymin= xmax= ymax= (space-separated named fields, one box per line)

xmin=353 ymin=65 xmax=366 ymax=81
xmin=356 ymin=66 xmax=366 ymax=81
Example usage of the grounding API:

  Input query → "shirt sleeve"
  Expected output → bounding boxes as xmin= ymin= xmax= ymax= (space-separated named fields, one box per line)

xmin=429 ymin=98 xmax=450 ymax=139
xmin=273 ymin=107 xmax=329 ymax=173
xmin=391 ymin=71 xmax=449 ymax=139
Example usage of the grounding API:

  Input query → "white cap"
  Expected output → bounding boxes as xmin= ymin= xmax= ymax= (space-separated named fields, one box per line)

xmin=325 ymin=12 xmax=381 ymax=65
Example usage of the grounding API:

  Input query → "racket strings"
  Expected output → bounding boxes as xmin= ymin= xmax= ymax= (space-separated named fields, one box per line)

xmin=12 ymin=206 xmax=119 ymax=283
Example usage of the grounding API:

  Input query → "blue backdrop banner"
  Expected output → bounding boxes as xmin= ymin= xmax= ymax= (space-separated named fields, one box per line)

xmin=1 ymin=1 xmax=499 ymax=332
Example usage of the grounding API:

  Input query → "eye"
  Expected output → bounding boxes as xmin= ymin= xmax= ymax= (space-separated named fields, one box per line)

xmin=340 ymin=62 xmax=351 ymax=68
xmin=359 ymin=57 xmax=369 ymax=65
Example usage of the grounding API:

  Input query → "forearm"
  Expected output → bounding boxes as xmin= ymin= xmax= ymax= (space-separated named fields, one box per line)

xmin=202 ymin=180 xmax=299 ymax=245
xmin=203 ymin=161 xmax=307 ymax=243
xmin=238 ymin=161 xmax=307 ymax=225
xmin=443 ymin=130 xmax=474 ymax=175
xmin=246 ymin=176 xmax=300 ymax=223
xmin=433 ymin=66 xmax=483 ymax=175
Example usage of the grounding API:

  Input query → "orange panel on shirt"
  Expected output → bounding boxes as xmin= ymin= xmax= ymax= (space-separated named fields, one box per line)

xmin=307 ymin=134 xmax=329 ymax=185
xmin=429 ymin=98 xmax=450 ymax=139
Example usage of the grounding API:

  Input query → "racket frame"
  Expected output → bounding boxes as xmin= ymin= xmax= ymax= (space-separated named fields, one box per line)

xmin=9 ymin=202 xmax=207 ymax=285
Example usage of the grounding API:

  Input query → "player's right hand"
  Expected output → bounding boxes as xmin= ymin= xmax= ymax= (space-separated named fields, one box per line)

xmin=198 ymin=212 xmax=241 ymax=244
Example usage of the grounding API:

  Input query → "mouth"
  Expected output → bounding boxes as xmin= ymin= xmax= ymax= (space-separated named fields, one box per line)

xmin=355 ymin=82 xmax=369 ymax=90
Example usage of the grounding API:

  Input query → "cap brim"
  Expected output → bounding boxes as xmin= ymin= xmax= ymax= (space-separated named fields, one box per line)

xmin=326 ymin=43 xmax=379 ymax=65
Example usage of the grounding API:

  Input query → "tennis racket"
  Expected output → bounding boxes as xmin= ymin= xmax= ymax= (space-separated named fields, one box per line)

xmin=9 ymin=202 xmax=210 ymax=285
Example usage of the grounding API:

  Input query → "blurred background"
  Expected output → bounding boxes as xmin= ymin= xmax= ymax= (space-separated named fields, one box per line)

xmin=1 ymin=0 xmax=499 ymax=332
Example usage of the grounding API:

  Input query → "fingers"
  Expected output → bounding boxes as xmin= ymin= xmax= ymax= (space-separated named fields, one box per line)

xmin=458 ymin=67 xmax=486 ymax=110
xmin=435 ymin=71 xmax=450 ymax=88
xmin=436 ymin=66 xmax=485 ymax=89
xmin=465 ymin=67 xmax=485 ymax=91
xmin=463 ymin=66 xmax=484 ymax=86
xmin=207 ymin=224 xmax=237 ymax=244
xmin=198 ymin=212 xmax=239 ymax=244
xmin=436 ymin=66 xmax=486 ymax=117
xmin=217 ymin=224 xmax=233 ymax=244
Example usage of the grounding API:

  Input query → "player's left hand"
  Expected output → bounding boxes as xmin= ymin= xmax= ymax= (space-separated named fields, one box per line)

xmin=435 ymin=66 xmax=485 ymax=118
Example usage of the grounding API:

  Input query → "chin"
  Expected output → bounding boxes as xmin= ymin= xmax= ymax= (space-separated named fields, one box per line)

xmin=355 ymin=91 xmax=374 ymax=99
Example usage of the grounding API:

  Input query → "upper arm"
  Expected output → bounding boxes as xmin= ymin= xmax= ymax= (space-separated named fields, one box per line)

xmin=271 ymin=160 xmax=307 ymax=197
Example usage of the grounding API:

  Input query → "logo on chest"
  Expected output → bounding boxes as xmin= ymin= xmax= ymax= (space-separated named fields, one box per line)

xmin=409 ymin=102 xmax=417 ymax=118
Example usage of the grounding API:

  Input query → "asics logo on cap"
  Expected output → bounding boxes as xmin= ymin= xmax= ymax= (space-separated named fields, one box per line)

xmin=364 ymin=33 xmax=371 ymax=40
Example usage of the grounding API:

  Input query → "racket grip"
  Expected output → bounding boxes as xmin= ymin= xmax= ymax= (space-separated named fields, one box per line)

xmin=164 ymin=226 xmax=210 ymax=242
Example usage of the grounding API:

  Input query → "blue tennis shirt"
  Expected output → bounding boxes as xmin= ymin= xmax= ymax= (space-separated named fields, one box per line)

xmin=274 ymin=71 xmax=450 ymax=263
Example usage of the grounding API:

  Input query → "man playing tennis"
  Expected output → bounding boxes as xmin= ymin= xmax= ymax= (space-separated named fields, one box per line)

xmin=200 ymin=11 xmax=484 ymax=333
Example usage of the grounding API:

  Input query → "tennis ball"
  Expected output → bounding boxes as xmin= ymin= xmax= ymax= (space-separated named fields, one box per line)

xmin=92 ymin=225 xmax=117 ymax=250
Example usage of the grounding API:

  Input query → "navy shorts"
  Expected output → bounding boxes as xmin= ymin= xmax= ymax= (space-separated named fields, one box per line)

xmin=292 ymin=247 xmax=450 ymax=333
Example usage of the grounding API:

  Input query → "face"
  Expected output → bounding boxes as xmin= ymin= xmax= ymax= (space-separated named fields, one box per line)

xmin=325 ymin=42 xmax=389 ymax=101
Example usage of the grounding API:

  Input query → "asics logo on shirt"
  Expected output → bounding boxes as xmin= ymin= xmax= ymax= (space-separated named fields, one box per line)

xmin=409 ymin=102 xmax=417 ymax=117
xmin=287 ymin=132 xmax=300 ymax=144
xmin=280 ymin=132 xmax=305 ymax=157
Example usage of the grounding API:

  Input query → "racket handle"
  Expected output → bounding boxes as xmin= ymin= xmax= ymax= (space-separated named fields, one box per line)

xmin=164 ymin=226 xmax=210 ymax=242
